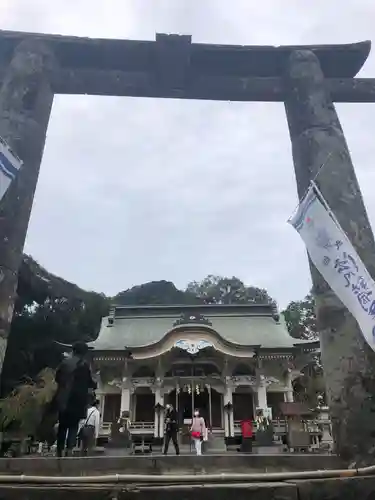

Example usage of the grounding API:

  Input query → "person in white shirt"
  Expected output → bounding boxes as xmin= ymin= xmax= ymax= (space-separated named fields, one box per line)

xmin=79 ymin=399 xmax=101 ymax=456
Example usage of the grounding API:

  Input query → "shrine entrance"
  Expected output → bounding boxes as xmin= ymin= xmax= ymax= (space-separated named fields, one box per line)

xmin=164 ymin=348 xmax=225 ymax=429
xmin=168 ymin=386 xmax=223 ymax=429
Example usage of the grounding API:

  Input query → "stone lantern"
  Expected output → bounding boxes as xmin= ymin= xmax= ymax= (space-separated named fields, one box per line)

xmin=316 ymin=395 xmax=333 ymax=453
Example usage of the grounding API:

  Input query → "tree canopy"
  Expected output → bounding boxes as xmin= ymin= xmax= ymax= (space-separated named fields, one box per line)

xmin=186 ymin=275 xmax=274 ymax=305
xmin=282 ymin=293 xmax=317 ymax=340
xmin=1 ymin=255 xmax=109 ymax=395
xmin=281 ymin=294 xmax=323 ymax=405
xmin=115 ymin=275 xmax=274 ymax=306
xmin=115 ymin=280 xmax=200 ymax=306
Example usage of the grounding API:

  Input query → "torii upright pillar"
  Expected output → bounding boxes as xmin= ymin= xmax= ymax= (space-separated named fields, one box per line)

xmin=0 ymin=40 xmax=56 ymax=382
xmin=284 ymin=49 xmax=375 ymax=465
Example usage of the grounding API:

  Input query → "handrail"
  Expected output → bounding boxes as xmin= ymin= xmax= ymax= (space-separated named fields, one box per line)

xmin=129 ymin=422 xmax=154 ymax=429
xmin=0 ymin=465 xmax=371 ymax=484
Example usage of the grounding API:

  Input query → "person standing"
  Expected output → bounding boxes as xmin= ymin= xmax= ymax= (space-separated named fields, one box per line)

xmin=79 ymin=399 xmax=101 ymax=456
xmin=118 ymin=411 xmax=131 ymax=449
xmin=163 ymin=404 xmax=180 ymax=455
xmin=54 ymin=341 xmax=97 ymax=457
xmin=190 ymin=408 xmax=206 ymax=456
xmin=240 ymin=416 xmax=253 ymax=453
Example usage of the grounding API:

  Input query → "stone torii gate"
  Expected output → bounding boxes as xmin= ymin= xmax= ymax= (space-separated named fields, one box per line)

xmin=0 ymin=30 xmax=375 ymax=464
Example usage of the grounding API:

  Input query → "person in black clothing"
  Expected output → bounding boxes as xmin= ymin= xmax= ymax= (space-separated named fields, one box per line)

xmin=54 ymin=341 xmax=97 ymax=457
xmin=163 ymin=404 xmax=179 ymax=455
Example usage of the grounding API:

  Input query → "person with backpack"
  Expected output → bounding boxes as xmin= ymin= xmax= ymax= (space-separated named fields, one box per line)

xmin=54 ymin=341 xmax=97 ymax=457
xmin=79 ymin=398 xmax=101 ymax=455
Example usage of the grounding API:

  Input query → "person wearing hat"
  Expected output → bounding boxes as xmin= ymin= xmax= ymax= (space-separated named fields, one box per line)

xmin=54 ymin=341 xmax=97 ymax=457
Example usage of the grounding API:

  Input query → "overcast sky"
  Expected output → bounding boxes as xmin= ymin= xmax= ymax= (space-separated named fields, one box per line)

xmin=2 ymin=1 xmax=375 ymax=307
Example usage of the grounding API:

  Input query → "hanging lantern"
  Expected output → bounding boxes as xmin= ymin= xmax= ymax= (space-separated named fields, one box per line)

xmin=176 ymin=385 xmax=180 ymax=394
xmin=187 ymin=384 xmax=191 ymax=394
xmin=196 ymin=384 xmax=200 ymax=395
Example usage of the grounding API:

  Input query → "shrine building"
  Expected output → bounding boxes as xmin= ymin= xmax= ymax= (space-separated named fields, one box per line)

xmin=90 ymin=303 xmax=318 ymax=441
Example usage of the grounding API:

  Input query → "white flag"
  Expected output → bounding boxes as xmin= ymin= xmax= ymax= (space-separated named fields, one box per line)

xmin=289 ymin=184 xmax=375 ymax=351
xmin=0 ymin=136 xmax=22 ymax=202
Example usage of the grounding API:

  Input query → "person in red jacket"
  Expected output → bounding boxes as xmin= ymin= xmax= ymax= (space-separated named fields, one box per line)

xmin=240 ymin=417 xmax=253 ymax=453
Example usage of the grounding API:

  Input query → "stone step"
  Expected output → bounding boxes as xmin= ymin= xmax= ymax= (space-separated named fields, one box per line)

xmin=0 ymin=479 xmax=367 ymax=500
xmin=206 ymin=436 xmax=226 ymax=452
xmin=0 ymin=454 xmax=340 ymax=476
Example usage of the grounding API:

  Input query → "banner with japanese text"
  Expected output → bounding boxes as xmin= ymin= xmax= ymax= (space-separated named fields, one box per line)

xmin=289 ymin=184 xmax=375 ymax=351
xmin=0 ymin=136 xmax=22 ymax=203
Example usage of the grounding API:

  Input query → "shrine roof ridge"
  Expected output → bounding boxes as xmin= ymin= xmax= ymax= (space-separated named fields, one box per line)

xmin=0 ymin=30 xmax=370 ymax=80
xmin=111 ymin=303 xmax=277 ymax=318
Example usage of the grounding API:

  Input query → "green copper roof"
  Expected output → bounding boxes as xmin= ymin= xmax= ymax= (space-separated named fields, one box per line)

xmin=90 ymin=304 xmax=314 ymax=351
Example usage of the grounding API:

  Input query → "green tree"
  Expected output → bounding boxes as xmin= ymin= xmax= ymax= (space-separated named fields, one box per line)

xmin=186 ymin=275 xmax=274 ymax=305
xmin=283 ymin=293 xmax=324 ymax=405
xmin=115 ymin=280 xmax=200 ymax=306
xmin=282 ymin=293 xmax=317 ymax=340
xmin=2 ymin=255 xmax=109 ymax=395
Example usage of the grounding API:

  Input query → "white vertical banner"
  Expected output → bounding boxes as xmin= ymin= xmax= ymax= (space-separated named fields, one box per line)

xmin=289 ymin=183 xmax=375 ymax=351
xmin=0 ymin=136 xmax=23 ymax=202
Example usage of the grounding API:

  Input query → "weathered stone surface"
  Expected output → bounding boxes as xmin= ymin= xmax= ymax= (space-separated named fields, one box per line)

xmin=0 ymin=39 xmax=56 ymax=375
xmin=0 ymin=454 xmax=340 ymax=476
xmin=294 ymin=476 xmax=375 ymax=500
xmin=0 ymin=32 xmax=372 ymax=101
xmin=0 ymin=31 xmax=368 ymax=77
xmin=2 ymin=477 xmax=375 ymax=500
xmin=0 ymin=483 xmax=299 ymax=500
xmin=2 ymin=456 xmax=375 ymax=500
xmin=284 ymin=49 xmax=375 ymax=465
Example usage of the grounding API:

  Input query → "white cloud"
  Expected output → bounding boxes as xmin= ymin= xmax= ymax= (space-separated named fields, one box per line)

xmin=1 ymin=0 xmax=374 ymax=307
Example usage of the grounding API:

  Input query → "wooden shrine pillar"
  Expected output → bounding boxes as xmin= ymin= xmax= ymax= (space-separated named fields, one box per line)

xmin=284 ymin=49 xmax=375 ymax=465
